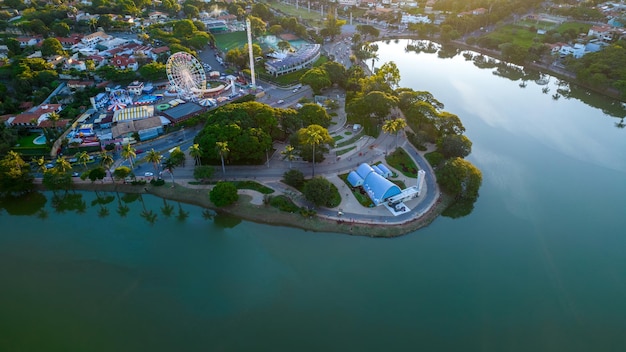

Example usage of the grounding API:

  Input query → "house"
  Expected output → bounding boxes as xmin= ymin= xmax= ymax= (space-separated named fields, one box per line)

xmin=559 ymin=43 xmax=586 ymax=58
xmin=151 ymin=46 xmax=170 ymax=56
xmin=110 ymin=55 xmax=138 ymax=71
xmin=16 ymin=36 xmax=43 ymax=48
xmin=10 ymin=104 xmax=65 ymax=129
xmin=588 ymin=25 xmax=617 ymax=42
xmin=127 ymin=81 xmax=144 ymax=96
xmin=0 ymin=45 xmax=9 ymax=58
xmin=66 ymin=57 xmax=87 ymax=71
xmin=67 ymin=80 xmax=95 ymax=90
xmin=81 ymin=31 xmax=112 ymax=47
xmin=56 ymin=34 xmax=83 ymax=48
xmin=148 ymin=11 xmax=169 ymax=21
xmin=338 ymin=0 xmax=359 ymax=6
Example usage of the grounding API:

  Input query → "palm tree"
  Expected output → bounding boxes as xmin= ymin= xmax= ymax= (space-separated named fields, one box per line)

xmin=54 ymin=156 xmax=72 ymax=174
xmin=162 ymin=158 xmax=177 ymax=187
xmin=99 ymin=151 xmax=114 ymax=183
xmin=281 ymin=145 xmax=296 ymax=169
xmin=302 ymin=129 xmax=324 ymax=177
xmin=121 ymin=144 xmax=136 ymax=169
xmin=75 ymin=151 xmax=90 ymax=171
xmin=215 ymin=141 xmax=229 ymax=175
xmin=89 ymin=17 xmax=98 ymax=32
xmin=47 ymin=111 xmax=61 ymax=129
xmin=145 ymin=149 xmax=163 ymax=176
xmin=382 ymin=117 xmax=407 ymax=150
xmin=188 ymin=144 xmax=202 ymax=166
xmin=32 ymin=156 xmax=47 ymax=174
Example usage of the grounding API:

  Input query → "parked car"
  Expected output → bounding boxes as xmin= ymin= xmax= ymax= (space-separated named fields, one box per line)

xmin=277 ymin=99 xmax=285 ymax=104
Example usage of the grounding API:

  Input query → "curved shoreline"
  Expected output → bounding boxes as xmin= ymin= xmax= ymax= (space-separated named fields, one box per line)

xmin=52 ymin=181 xmax=452 ymax=237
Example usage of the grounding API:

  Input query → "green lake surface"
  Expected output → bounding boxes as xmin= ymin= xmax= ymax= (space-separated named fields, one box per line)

xmin=1 ymin=40 xmax=626 ymax=351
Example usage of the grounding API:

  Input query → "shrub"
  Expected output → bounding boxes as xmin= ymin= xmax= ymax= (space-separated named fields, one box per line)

xmin=210 ymin=181 xmax=239 ymax=207
xmin=283 ymin=169 xmax=305 ymax=189
xmin=269 ymin=195 xmax=300 ymax=212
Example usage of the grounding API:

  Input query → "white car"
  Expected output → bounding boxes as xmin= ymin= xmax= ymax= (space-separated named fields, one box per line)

xmin=144 ymin=172 xmax=154 ymax=177
xmin=277 ymin=99 xmax=285 ymax=104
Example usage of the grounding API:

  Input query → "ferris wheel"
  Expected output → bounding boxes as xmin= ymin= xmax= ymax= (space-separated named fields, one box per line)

xmin=165 ymin=52 xmax=206 ymax=100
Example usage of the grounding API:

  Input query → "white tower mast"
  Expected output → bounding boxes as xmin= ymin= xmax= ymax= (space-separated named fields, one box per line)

xmin=246 ymin=18 xmax=256 ymax=89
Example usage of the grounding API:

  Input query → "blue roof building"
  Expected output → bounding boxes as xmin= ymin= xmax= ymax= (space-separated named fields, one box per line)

xmin=347 ymin=171 xmax=364 ymax=187
xmin=354 ymin=163 xmax=401 ymax=206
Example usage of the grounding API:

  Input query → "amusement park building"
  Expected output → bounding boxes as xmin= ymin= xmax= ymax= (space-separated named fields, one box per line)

xmin=265 ymin=44 xmax=321 ymax=77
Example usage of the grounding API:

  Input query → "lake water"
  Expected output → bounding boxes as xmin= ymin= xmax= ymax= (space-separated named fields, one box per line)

xmin=2 ymin=40 xmax=626 ymax=351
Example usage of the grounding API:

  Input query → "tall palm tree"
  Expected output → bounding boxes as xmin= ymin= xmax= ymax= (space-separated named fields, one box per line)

xmin=121 ymin=144 xmax=136 ymax=169
xmin=75 ymin=151 xmax=90 ymax=171
xmin=162 ymin=158 xmax=177 ymax=187
xmin=47 ymin=111 xmax=61 ymax=129
xmin=302 ymin=129 xmax=324 ymax=177
xmin=99 ymin=151 xmax=114 ymax=183
xmin=215 ymin=141 xmax=229 ymax=175
xmin=382 ymin=117 xmax=407 ymax=150
xmin=32 ymin=156 xmax=47 ymax=174
xmin=54 ymin=156 xmax=72 ymax=174
xmin=281 ymin=145 xmax=296 ymax=169
xmin=188 ymin=144 xmax=202 ymax=166
xmin=145 ymin=149 xmax=163 ymax=176
xmin=89 ymin=17 xmax=98 ymax=32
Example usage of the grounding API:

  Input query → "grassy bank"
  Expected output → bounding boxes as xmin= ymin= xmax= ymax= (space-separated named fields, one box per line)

xmin=55 ymin=181 xmax=448 ymax=237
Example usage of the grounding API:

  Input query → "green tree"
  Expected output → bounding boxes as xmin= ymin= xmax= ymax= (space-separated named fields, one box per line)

xmin=99 ymin=151 xmax=114 ymax=183
xmin=248 ymin=16 xmax=267 ymax=37
xmin=88 ymin=166 xmax=107 ymax=183
xmin=439 ymin=134 xmax=472 ymax=159
xmin=303 ymin=176 xmax=336 ymax=207
xmin=0 ymin=151 xmax=34 ymax=196
xmin=382 ymin=117 xmax=407 ymax=149
xmin=51 ymin=22 xmax=70 ymax=37
xmin=121 ymin=144 xmax=136 ymax=169
xmin=321 ymin=14 xmax=345 ymax=40
xmin=183 ymin=4 xmax=199 ymax=19
xmin=173 ymin=19 xmax=197 ymax=38
xmin=281 ymin=145 xmax=296 ymax=169
xmin=145 ymin=148 xmax=163 ymax=175
xmin=283 ymin=169 xmax=304 ymax=188
xmin=300 ymin=67 xmax=331 ymax=94
xmin=113 ymin=166 xmax=132 ymax=182
xmin=210 ymin=181 xmax=239 ymax=207
xmin=298 ymin=124 xmax=333 ymax=177
xmin=277 ymin=40 xmax=291 ymax=52
xmin=0 ymin=123 xmax=18 ymax=155
xmin=139 ymin=62 xmax=166 ymax=81
xmin=188 ymin=143 xmax=202 ymax=166
xmin=215 ymin=141 xmax=229 ymax=175
xmin=162 ymin=157 xmax=177 ymax=185
xmin=193 ymin=165 xmax=214 ymax=182
xmin=436 ymin=157 xmax=482 ymax=200
xmin=297 ymin=103 xmax=331 ymax=128
xmin=75 ymin=151 xmax=90 ymax=171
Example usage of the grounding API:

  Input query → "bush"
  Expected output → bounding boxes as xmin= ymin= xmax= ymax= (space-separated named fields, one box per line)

xmin=425 ymin=151 xmax=445 ymax=168
xmin=210 ymin=181 xmax=239 ymax=207
xmin=150 ymin=178 xmax=165 ymax=186
xmin=269 ymin=195 xmax=300 ymax=212
xmin=283 ymin=169 xmax=305 ymax=189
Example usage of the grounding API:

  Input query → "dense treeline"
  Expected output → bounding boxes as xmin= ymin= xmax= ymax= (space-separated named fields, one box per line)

xmin=565 ymin=41 xmax=626 ymax=97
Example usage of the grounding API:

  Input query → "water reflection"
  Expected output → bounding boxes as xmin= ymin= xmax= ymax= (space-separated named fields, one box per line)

xmin=445 ymin=44 xmax=626 ymax=119
xmin=0 ymin=191 xmax=239 ymax=231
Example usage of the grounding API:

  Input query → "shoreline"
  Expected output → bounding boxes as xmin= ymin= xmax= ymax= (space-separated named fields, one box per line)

xmin=48 ymin=181 xmax=452 ymax=237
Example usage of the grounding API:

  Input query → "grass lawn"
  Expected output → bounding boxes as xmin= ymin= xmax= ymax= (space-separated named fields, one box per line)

xmin=333 ymin=135 xmax=344 ymax=141
xmin=482 ymin=24 xmax=542 ymax=49
xmin=336 ymin=146 xmax=356 ymax=156
xmin=16 ymin=134 xmax=40 ymax=148
xmin=213 ymin=31 xmax=248 ymax=51
xmin=556 ymin=22 xmax=592 ymax=34
xmin=270 ymin=2 xmax=326 ymax=22
xmin=385 ymin=148 xmax=418 ymax=178
xmin=232 ymin=180 xmax=275 ymax=194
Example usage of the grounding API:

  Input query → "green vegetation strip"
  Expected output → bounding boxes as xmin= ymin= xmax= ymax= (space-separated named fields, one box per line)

xmin=336 ymin=146 xmax=356 ymax=156
xmin=338 ymin=173 xmax=373 ymax=207
xmin=335 ymin=130 xmax=363 ymax=148
xmin=232 ymin=180 xmax=275 ymax=194
xmin=385 ymin=148 xmax=419 ymax=178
